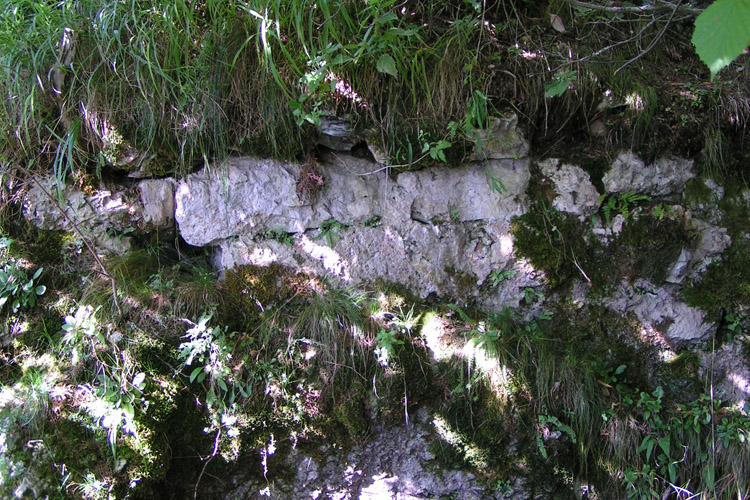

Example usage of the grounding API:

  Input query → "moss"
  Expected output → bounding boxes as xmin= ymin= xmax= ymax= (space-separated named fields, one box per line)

xmin=513 ymin=204 xmax=693 ymax=293
xmin=431 ymin=376 xmax=511 ymax=471
xmin=329 ymin=378 xmax=370 ymax=443
xmin=683 ymin=177 xmax=715 ymax=205
xmin=611 ymin=215 xmax=691 ymax=285
xmin=3 ymin=217 xmax=66 ymax=267
xmin=511 ymin=204 xmax=608 ymax=289
xmin=683 ymin=238 xmax=750 ymax=315
xmin=719 ymin=195 xmax=750 ymax=238
xmin=218 ymin=264 xmax=305 ymax=330
xmin=656 ymin=349 xmax=701 ymax=401
xmin=46 ymin=417 xmax=111 ymax=482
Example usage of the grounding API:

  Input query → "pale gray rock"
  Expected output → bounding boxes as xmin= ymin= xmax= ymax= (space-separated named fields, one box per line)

xmin=665 ymin=248 xmax=692 ymax=284
xmin=181 ymin=153 xmax=532 ymax=306
xmin=605 ymin=280 xmax=714 ymax=344
xmin=317 ymin=115 xmax=358 ymax=151
xmin=468 ymin=114 xmax=529 ymax=161
xmin=22 ymin=176 xmax=176 ymax=254
xmin=539 ymin=159 xmax=600 ymax=218
xmin=174 ymin=157 xmax=314 ymax=246
xmin=687 ymin=218 xmax=732 ymax=278
xmin=138 ymin=178 xmax=175 ymax=229
xmin=23 ymin=177 xmax=139 ymax=254
xmin=603 ymin=152 xmax=694 ymax=197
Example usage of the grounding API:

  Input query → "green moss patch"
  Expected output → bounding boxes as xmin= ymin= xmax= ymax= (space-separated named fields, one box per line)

xmin=683 ymin=238 xmax=750 ymax=315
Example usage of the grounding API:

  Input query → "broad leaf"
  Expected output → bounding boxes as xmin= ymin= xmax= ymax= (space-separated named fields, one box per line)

xmin=189 ymin=366 xmax=203 ymax=384
xmin=132 ymin=372 xmax=146 ymax=390
xmin=376 ymin=53 xmax=398 ymax=77
xmin=692 ymin=0 xmax=750 ymax=80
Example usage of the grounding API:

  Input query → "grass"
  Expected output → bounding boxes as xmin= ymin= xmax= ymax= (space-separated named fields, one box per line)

xmin=1 ymin=0 xmax=747 ymax=183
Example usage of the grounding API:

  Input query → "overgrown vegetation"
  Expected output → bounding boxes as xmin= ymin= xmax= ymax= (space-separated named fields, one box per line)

xmin=1 ymin=0 xmax=748 ymax=181
xmin=1 ymin=1 xmax=749 ymax=498
xmin=0 ymin=190 xmax=748 ymax=498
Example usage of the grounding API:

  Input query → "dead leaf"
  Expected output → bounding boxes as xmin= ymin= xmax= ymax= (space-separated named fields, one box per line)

xmin=550 ymin=13 xmax=566 ymax=33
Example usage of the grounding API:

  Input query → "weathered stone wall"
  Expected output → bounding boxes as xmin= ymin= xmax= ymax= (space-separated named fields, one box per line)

xmin=21 ymin=134 xmax=749 ymax=408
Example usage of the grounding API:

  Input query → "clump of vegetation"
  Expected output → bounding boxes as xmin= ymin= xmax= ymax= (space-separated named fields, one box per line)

xmin=2 ymin=0 xmax=747 ymax=183
xmin=684 ymin=238 xmax=750 ymax=315
xmin=512 ymin=202 xmax=691 ymax=292
xmin=511 ymin=203 xmax=607 ymax=289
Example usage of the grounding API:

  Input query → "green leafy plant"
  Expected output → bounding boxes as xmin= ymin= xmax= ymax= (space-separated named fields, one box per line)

xmin=724 ymin=313 xmax=744 ymax=342
xmin=488 ymin=269 xmax=517 ymax=288
xmin=0 ymin=265 xmax=45 ymax=314
xmin=447 ymin=89 xmax=493 ymax=152
xmin=362 ymin=215 xmax=382 ymax=228
xmin=523 ymin=287 xmax=545 ymax=305
xmin=544 ymin=70 xmax=577 ymax=98
xmin=260 ymin=227 xmax=296 ymax=247
xmin=178 ymin=315 xmax=235 ymax=411
xmin=598 ymin=191 xmax=652 ymax=224
xmin=652 ymin=203 xmax=674 ymax=221
xmin=374 ymin=327 xmax=403 ymax=367
xmin=90 ymin=369 xmax=148 ymax=465
xmin=61 ymin=305 xmax=105 ymax=366
xmin=464 ymin=322 xmax=502 ymax=360
xmin=314 ymin=219 xmax=349 ymax=247
xmin=536 ymin=414 xmax=577 ymax=459
xmin=0 ymin=239 xmax=45 ymax=313
xmin=487 ymin=170 xmax=507 ymax=195
xmin=419 ymin=129 xmax=451 ymax=163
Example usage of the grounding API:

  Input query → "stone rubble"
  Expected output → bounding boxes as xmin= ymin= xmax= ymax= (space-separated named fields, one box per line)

xmin=220 ymin=409 xmax=528 ymax=500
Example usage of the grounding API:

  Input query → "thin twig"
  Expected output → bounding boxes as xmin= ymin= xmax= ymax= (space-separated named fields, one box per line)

xmin=614 ymin=0 xmax=682 ymax=75
xmin=565 ymin=16 xmax=660 ymax=65
xmin=193 ymin=429 xmax=221 ymax=500
xmin=15 ymin=170 xmax=123 ymax=316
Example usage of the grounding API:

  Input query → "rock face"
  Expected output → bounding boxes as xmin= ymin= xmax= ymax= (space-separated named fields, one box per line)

xmin=605 ymin=279 xmax=715 ymax=344
xmin=468 ymin=114 xmax=529 ymax=161
xmin=176 ymin=153 xmax=535 ymax=306
xmin=218 ymin=408 xmax=528 ymax=500
xmin=23 ymin=177 xmax=175 ymax=254
xmin=22 ymin=146 xmax=749 ymax=408
xmin=539 ymin=158 xmax=600 ymax=218
xmin=603 ymin=152 xmax=694 ymax=197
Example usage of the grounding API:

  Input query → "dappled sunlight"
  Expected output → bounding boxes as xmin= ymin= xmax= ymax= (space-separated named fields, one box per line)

xmin=461 ymin=332 xmax=516 ymax=402
xmin=499 ymin=233 xmax=514 ymax=256
xmin=244 ymin=246 xmax=279 ymax=267
xmin=636 ymin=323 xmax=671 ymax=349
xmin=432 ymin=414 xmax=489 ymax=469
xmin=298 ymin=234 xmax=351 ymax=281
xmin=421 ymin=312 xmax=452 ymax=361
xmin=729 ymin=372 xmax=750 ymax=398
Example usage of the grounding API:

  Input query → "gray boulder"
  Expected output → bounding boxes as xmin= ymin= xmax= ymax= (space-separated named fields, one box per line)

xmin=539 ymin=159 xmax=600 ymax=218
xmin=604 ymin=152 xmax=694 ymax=197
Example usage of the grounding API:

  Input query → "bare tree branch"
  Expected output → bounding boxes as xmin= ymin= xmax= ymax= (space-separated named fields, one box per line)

xmin=615 ymin=0 xmax=683 ymax=74
xmin=560 ymin=0 xmax=701 ymax=15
